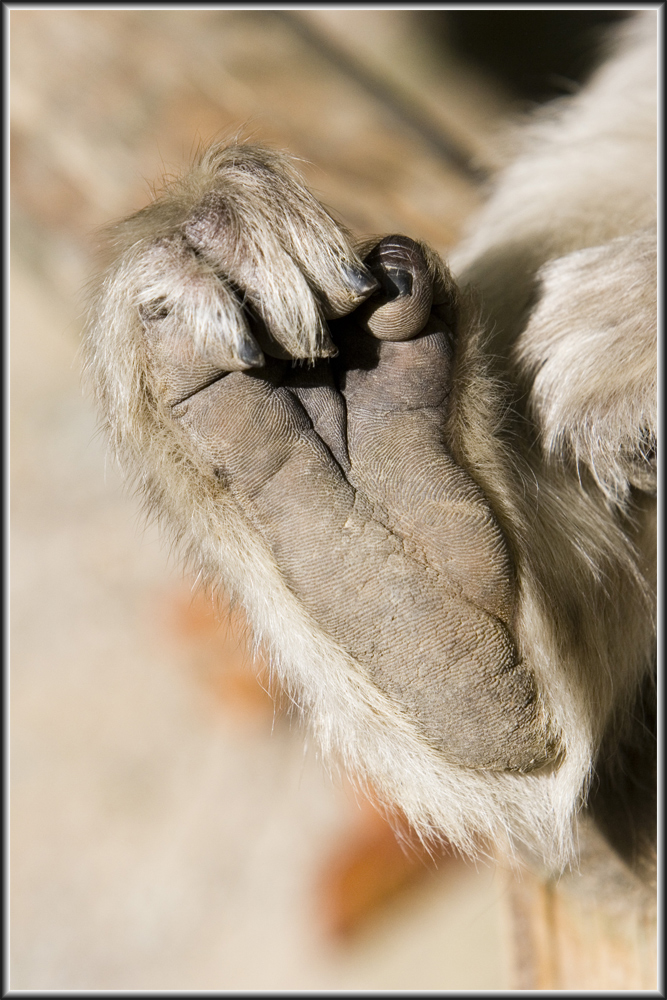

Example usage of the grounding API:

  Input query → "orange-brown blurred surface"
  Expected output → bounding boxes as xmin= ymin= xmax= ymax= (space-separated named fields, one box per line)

xmin=316 ymin=796 xmax=460 ymax=941
xmin=10 ymin=9 xmax=516 ymax=990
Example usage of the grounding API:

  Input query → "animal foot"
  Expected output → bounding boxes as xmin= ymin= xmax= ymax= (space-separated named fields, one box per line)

xmin=161 ymin=233 xmax=555 ymax=771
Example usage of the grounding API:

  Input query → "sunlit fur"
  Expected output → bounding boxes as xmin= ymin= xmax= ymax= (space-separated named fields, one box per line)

xmin=84 ymin=12 xmax=656 ymax=873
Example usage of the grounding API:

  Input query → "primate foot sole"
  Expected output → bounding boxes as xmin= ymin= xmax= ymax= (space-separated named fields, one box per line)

xmin=149 ymin=232 xmax=555 ymax=771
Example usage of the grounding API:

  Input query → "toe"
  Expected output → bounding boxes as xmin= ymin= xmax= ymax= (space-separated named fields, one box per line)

xmin=135 ymin=236 xmax=265 ymax=390
xmin=340 ymin=319 xmax=515 ymax=627
xmin=357 ymin=236 xmax=434 ymax=341
xmin=182 ymin=145 xmax=379 ymax=358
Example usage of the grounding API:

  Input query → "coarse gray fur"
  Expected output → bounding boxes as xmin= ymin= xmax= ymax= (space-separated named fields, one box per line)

xmin=83 ymin=12 xmax=656 ymax=874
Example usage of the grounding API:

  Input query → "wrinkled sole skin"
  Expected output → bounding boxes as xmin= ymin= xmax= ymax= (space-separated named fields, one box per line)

xmin=147 ymin=269 xmax=555 ymax=772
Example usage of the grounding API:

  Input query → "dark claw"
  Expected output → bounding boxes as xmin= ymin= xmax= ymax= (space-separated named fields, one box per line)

xmin=236 ymin=336 xmax=266 ymax=368
xmin=341 ymin=263 xmax=381 ymax=297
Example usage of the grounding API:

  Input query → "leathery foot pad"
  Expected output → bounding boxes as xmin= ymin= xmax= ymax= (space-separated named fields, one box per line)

xmin=142 ymin=230 xmax=557 ymax=772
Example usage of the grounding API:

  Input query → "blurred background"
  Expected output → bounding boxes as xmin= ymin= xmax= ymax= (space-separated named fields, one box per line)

xmin=10 ymin=9 xmax=629 ymax=991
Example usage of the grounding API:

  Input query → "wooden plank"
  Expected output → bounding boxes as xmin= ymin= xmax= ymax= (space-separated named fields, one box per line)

xmin=502 ymin=820 xmax=657 ymax=990
xmin=294 ymin=10 xmax=515 ymax=175
xmin=10 ymin=8 xmax=484 ymax=305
